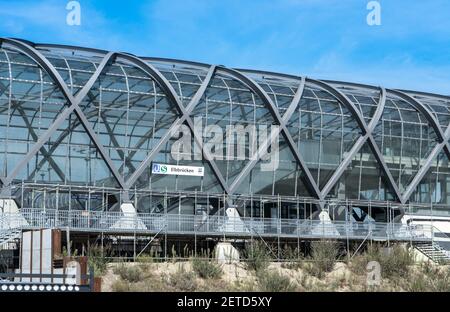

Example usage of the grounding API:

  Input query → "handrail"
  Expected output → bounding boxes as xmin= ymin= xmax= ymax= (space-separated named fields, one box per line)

xmin=0 ymin=208 xmax=434 ymax=242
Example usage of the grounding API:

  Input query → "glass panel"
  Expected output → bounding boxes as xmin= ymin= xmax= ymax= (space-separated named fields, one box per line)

xmin=287 ymin=85 xmax=361 ymax=189
xmin=329 ymin=142 xmax=396 ymax=201
xmin=14 ymin=112 xmax=119 ymax=187
xmin=131 ymin=125 xmax=223 ymax=194
xmin=77 ymin=61 xmax=180 ymax=181
xmin=191 ymin=72 xmax=276 ymax=189
xmin=1 ymin=50 xmax=69 ymax=177
xmin=410 ymin=150 xmax=450 ymax=206
xmin=373 ymin=94 xmax=439 ymax=193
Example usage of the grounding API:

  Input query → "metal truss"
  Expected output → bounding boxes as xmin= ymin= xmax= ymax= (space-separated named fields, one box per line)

xmin=1 ymin=38 xmax=449 ymax=207
xmin=0 ymin=39 xmax=126 ymax=190
xmin=319 ymin=86 xmax=389 ymax=199
xmin=389 ymin=90 xmax=450 ymax=202
xmin=219 ymin=69 xmax=323 ymax=200
xmin=311 ymin=82 xmax=403 ymax=203
xmin=117 ymin=60 xmax=230 ymax=193
xmin=228 ymin=77 xmax=307 ymax=195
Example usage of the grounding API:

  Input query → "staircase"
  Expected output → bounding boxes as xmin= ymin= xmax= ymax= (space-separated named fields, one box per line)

xmin=0 ymin=228 xmax=22 ymax=248
xmin=415 ymin=242 xmax=450 ymax=263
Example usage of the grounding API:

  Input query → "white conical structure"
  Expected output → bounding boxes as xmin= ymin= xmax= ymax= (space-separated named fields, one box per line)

xmin=0 ymin=199 xmax=29 ymax=229
xmin=217 ymin=207 xmax=249 ymax=234
xmin=311 ymin=211 xmax=340 ymax=238
xmin=110 ymin=203 xmax=146 ymax=230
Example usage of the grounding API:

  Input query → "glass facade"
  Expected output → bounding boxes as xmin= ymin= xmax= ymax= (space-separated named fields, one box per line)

xmin=1 ymin=40 xmax=450 ymax=215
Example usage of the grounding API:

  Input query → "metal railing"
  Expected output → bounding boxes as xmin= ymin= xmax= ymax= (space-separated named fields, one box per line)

xmin=0 ymin=208 xmax=435 ymax=242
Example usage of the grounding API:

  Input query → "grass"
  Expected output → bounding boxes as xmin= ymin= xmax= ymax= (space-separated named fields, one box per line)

xmin=350 ymin=244 xmax=415 ymax=279
xmin=113 ymin=263 xmax=144 ymax=283
xmin=191 ymin=256 xmax=223 ymax=279
xmin=243 ymin=241 xmax=271 ymax=272
xmin=106 ymin=241 xmax=449 ymax=292
xmin=87 ymin=243 xmax=111 ymax=276
xmin=305 ymin=240 xmax=339 ymax=278
xmin=256 ymin=269 xmax=295 ymax=292
xmin=166 ymin=264 xmax=198 ymax=291
xmin=404 ymin=263 xmax=450 ymax=292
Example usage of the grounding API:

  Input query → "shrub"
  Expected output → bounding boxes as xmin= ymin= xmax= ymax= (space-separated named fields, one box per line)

xmin=137 ymin=254 xmax=154 ymax=264
xmin=192 ymin=257 xmax=223 ymax=279
xmin=350 ymin=244 xmax=414 ymax=279
xmin=306 ymin=240 xmax=339 ymax=278
xmin=113 ymin=264 xmax=143 ymax=283
xmin=244 ymin=241 xmax=271 ymax=272
xmin=256 ymin=270 xmax=295 ymax=292
xmin=167 ymin=265 xmax=198 ymax=291
xmin=111 ymin=279 xmax=130 ymax=292
xmin=405 ymin=264 xmax=450 ymax=292
xmin=281 ymin=245 xmax=304 ymax=270
xmin=87 ymin=243 xmax=110 ymax=276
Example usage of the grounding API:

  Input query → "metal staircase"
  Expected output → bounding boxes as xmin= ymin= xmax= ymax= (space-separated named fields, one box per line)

xmin=415 ymin=242 xmax=450 ymax=263
xmin=0 ymin=212 xmax=22 ymax=248
xmin=0 ymin=228 xmax=22 ymax=248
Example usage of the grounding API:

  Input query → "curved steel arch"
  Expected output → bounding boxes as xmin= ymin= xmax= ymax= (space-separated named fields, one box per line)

xmin=303 ymin=79 xmax=403 ymax=202
xmin=0 ymin=39 xmax=126 ymax=190
xmin=391 ymin=89 xmax=450 ymax=203
xmin=228 ymin=76 xmax=307 ymax=195
xmin=388 ymin=89 xmax=445 ymax=143
xmin=116 ymin=58 xmax=230 ymax=194
xmin=306 ymin=78 xmax=368 ymax=134
xmin=218 ymin=67 xmax=323 ymax=201
xmin=5 ymin=38 xmax=450 ymax=209
xmin=319 ymin=86 xmax=393 ymax=200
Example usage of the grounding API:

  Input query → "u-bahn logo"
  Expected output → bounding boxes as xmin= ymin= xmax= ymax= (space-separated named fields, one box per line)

xmin=152 ymin=164 xmax=167 ymax=174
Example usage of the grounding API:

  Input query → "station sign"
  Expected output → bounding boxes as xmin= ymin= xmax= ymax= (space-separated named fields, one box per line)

xmin=151 ymin=163 xmax=204 ymax=177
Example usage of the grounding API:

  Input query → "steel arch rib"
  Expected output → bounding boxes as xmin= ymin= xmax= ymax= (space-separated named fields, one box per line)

xmin=389 ymin=90 xmax=446 ymax=143
xmin=220 ymin=68 xmax=323 ymax=201
xmin=117 ymin=60 xmax=232 ymax=194
xmin=307 ymin=79 xmax=404 ymax=203
xmin=228 ymin=76 xmax=306 ymax=195
xmin=320 ymin=87 xmax=387 ymax=198
xmin=391 ymin=89 xmax=450 ymax=203
xmin=0 ymin=38 xmax=126 ymax=189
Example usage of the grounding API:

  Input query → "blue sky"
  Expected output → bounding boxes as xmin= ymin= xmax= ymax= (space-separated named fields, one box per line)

xmin=1 ymin=0 xmax=450 ymax=94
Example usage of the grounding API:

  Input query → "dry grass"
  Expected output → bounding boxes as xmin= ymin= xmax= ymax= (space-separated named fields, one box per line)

xmin=103 ymin=243 xmax=449 ymax=292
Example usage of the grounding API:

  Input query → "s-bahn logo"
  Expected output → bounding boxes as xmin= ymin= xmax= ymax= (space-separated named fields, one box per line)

xmin=152 ymin=164 xmax=167 ymax=174
xmin=169 ymin=117 xmax=279 ymax=172
xmin=152 ymin=163 xmax=204 ymax=177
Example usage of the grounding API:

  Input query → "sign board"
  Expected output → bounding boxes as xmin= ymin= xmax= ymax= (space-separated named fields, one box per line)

xmin=151 ymin=163 xmax=204 ymax=177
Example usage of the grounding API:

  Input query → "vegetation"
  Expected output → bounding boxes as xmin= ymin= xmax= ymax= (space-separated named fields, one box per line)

xmin=256 ymin=269 xmax=295 ymax=292
xmin=305 ymin=240 xmax=340 ymax=278
xmin=350 ymin=244 xmax=415 ymax=278
xmin=113 ymin=263 xmax=144 ymax=283
xmin=166 ymin=265 xmax=198 ymax=291
xmin=243 ymin=241 xmax=271 ymax=272
xmin=87 ymin=243 xmax=111 ymax=276
xmin=105 ymin=242 xmax=449 ymax=293
xmin=191 ymin=255 xmax=223 ymax=279
xmin=281 ymin=245 xmax=305 ymax=270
